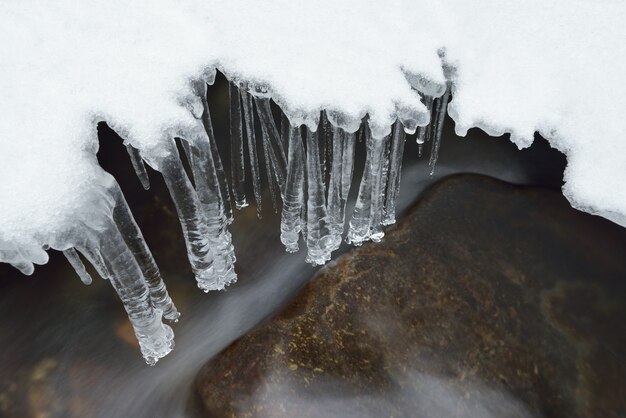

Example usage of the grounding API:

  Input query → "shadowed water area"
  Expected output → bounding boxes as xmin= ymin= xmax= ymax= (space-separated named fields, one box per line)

xmin=2 ymin=74 xmax=621 ymax=418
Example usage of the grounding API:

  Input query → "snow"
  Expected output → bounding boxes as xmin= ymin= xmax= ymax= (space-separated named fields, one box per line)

xmin=1 ymin=0 xmax=625 ymax=362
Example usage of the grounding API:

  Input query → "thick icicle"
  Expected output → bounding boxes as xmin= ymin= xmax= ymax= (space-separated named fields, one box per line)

xmin=346 ymin=126 xmax=374 ymax=246
xmin=241 ymin=91 xmax=263 ymax=217
xmin=125 ymin=144 xmax=150 ymax=190
xmin=201 ymin=88 xmax=233 ymax=224
xmin=429 ymin=85 xmax=451 ymax=175
xmin=160 ymin=142 xmax=226 ymax=292
xmin=326 ymin=126 xmax=346 ymax=243
xmin=416 ymin=95 xmax=433 ymax=147
xmin=185 ymin=128 xmax=237 ymax=291
xmin=340 ymin=131 xmax=356 ymax=202
xmin=98 ymin=217 xmax=174 ymax=365
xmin=346 ymin=126 xmax=388 ymax=244
xmin=63 ymin=248 xmax=93 ymax=285
xmin=280 ymin=125 xmax=305 ymax=252
xmin=305 ymin=127 xmax=337 ymax=265
xmin=229 ymin=82 xmax=248 ymax=209
xmin=383 ymin=121 xmax=407 ymax=226
xmin=111 ymin=183 xmax=179 ymax=321
xmin=368 ymin=133 xmax=389 ymax=242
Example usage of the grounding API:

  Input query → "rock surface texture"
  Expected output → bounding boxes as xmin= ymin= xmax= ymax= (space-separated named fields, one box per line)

xmin=197 ymin=175 xmax=626 ymax=418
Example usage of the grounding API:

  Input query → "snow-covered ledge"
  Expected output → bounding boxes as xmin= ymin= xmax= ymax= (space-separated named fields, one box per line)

xmin=1 ymin=0 xmax=624 ymax=363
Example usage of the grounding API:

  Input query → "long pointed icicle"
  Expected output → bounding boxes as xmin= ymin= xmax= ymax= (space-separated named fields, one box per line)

xmin=125 ymin=144 xmax=150 ymax=190
xmin=429 ymin=85 xmax=451 ymax=175
xmin=255 ymin=97 xmax=287 ymax=206
xmin=111 ymin=183 xmax=179 ymax=321
xmin=346 ymin=126 xmax=374 ymax=246
xmin=280 ymin=125 xmax=305 ymax=252
xmin=98 ymin=217 xmax=174 ymax=366
xmin=63 ymin=248 xmax=93 ymax=285
xmin=229 ymin=82 xmax=248 ymax=209
xmin=201 ymin=88 xmax=233 ymax=224
xmin=383 ymin=121 xmax=407 ymax=226
xmin=305 ymin=127 xmax=337 ymax=265
xmin=280 ymin=113 xmax=290 ymax=152
xmin=241 ymin=91 xmax=263 ymax=217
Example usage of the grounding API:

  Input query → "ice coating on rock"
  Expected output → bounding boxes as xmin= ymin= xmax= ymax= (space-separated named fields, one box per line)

xmin=1 ymin=0 xmax=626 ymax=363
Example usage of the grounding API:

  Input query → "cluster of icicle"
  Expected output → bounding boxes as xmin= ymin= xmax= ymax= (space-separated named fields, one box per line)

xmin=58 ymin=78 xmax=451 ymax=365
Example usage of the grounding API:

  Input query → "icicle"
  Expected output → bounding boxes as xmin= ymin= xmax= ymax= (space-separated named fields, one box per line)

xmin=280 ymin=125 xmax=305 ymax=252
xmin=416 ymin=95 xmax=433 ymax=147
xmin=305 ymin=128 xmax=337 ymax=265
xmin=326 ymin=126 xmax=347 ymax=243
xmin=368 ymin=133 xmax=390 ymax=242
xmin=346 ymin=126 xmax=373 ymax=246
xmin=77 ymin=245 xmax=110 ymax=281
xmin=201 ymin=88 xmax=233 ymax=224
xmin=319 ymin=111 xmax=330 ymax=186
xmin=125 ymin=144 xmax=150 ymax=190
xmin=280 ymin=113 xmax=290 ymax=152
xmin=229 ymin=82 xmax=247 ymax=209
xmin=383 ymin=121 xmax=407 ymax=226
xmin=185 ymin=128 xmax=237 ymax=291
xmin=63 ymin=248 xmax=93 ymax=285
xmin=346 ymin=126 xmax=388 ymax=245
xmin=255 ymin=97 xmax=287 ymax=205
xmin=429 ymin=85 xmax=451 ymax=175
xmin=111 ymin=183 xmax=179 ymax=321
xmin=98 ymin=217 xmax=174 ymax=365
xmin=241 ymin=91 xmax=263 ymax=217
xmin=160 ymin=141 xmax=233 ymax=292
xmin=377 ymin=132 xmax=392 ymax=228
xmin=340 ymin=131 xmax=356 ymax=202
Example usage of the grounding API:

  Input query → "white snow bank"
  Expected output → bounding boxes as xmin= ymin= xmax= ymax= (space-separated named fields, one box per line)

xmin=1 ymin=0 xmax=625 ymax=267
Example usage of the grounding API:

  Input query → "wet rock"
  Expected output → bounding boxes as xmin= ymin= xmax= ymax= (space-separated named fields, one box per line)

xmin=196 ymin=174 xmax=626 ymax=418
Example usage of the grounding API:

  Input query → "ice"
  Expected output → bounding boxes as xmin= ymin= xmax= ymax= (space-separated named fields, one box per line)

xmin=305 ymin=128 xmax=338 ymax=265
xmin=98 ymin=214 xmax=174 ymax=366
xmin=280 ymin=125 xmax=306 ymax=253
xmin=346 ymin=126 xmax=375 ymax=246
xmin=229 ymin=82 xmax=248 ymax=209
xmin=1 ymin=0 xmax=626 ymax=363
xmin=429 ymin=86 xmax=451 ymax=175
xmin=125 ymin=144 xmax=151 ymax=190
xmin=256 ymin=97 xmax=287 ymax=211
xmin=63 ymin=248 xmax=93 ymax=285
xmin=241 ymin=91 xmax=263 ymax=218
xmin=383 ymin=121 xmax=407 ymax=226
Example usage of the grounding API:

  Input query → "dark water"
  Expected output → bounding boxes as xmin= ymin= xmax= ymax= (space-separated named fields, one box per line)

xmin=0 ymin=74 xmax=567 ymax=418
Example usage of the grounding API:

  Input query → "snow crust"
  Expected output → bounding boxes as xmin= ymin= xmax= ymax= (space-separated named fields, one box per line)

xmin=1 ymin=0 xmax=626 ymax=268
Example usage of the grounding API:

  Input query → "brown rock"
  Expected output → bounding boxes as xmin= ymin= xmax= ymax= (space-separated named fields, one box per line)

xmin=196 ymin=175 xmax=626 ymax=418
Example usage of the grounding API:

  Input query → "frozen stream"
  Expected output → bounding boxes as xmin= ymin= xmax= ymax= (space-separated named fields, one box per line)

xmin=0 ymin=76 xmax=566 ymax=418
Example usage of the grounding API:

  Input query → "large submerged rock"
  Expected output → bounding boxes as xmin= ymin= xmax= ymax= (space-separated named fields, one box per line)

xmin=196 ymin=175 xmax=626 ymax=418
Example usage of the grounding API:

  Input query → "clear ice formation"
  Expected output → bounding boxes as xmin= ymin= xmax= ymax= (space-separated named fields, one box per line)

xmin=6 ymin=78 xmax=451 ymax=365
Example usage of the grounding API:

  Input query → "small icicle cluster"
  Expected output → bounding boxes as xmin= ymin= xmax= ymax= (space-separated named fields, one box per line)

xmin=225 ymin=81 xmax=451 ymax=261
xmin=59 ymin=77 xmax=451 ymax=364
